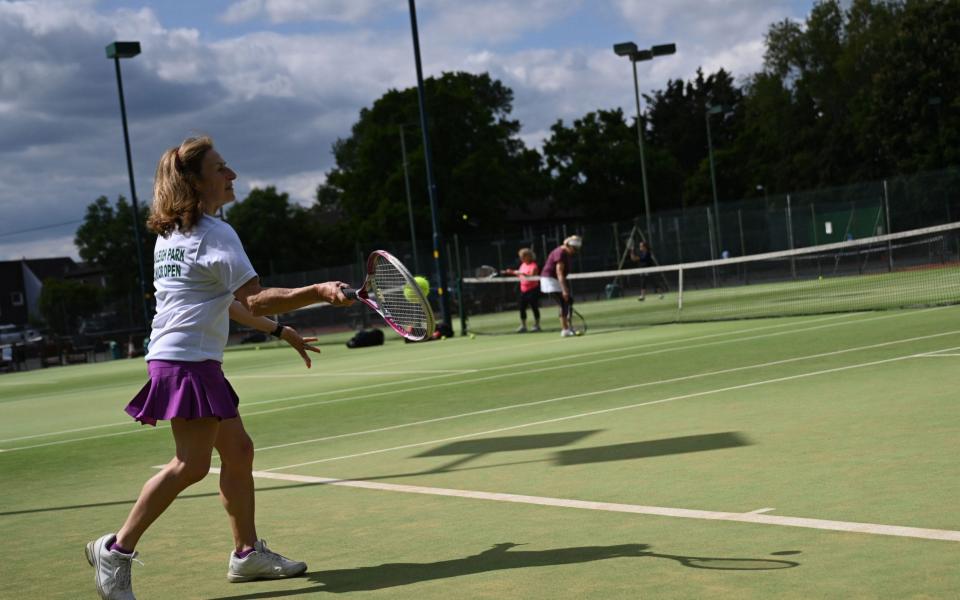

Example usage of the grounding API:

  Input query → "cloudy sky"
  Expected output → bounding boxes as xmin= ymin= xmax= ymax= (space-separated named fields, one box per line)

xmin=0 ymin=0 xmax=817 ymax=261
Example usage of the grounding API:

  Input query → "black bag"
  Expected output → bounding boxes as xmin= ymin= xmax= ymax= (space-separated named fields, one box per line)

xmin=346 ymin=328 xmax=385 ymax=348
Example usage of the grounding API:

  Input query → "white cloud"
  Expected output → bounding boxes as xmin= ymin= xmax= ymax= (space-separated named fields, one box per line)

xmin=1 ymin=0 xmax=816 ymax=260
xmin=221 ymin=0 xmax=389 ymax=24
xmin=244 ymin=170 xmax=329 ymax=206
xmin=422 ymin=0 xmax=582 ymax=44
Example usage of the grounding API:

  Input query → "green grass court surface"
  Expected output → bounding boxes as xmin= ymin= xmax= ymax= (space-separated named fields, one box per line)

xmin=3 ymin=305 xmax=960 ymax=598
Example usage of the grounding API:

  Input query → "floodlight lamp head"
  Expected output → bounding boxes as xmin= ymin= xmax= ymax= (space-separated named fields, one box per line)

xmin=613 ymin=42 xmax=638 ymax=57
xmin=632 ymin=50 xmax=653 ymax=62
xmin=651 ymin=43 xmax=676 ymax=57
xmin=106 ymin=41 xmax=141 ymax=59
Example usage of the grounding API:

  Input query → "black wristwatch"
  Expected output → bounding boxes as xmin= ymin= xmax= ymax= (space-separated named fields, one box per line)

xmin=270 ymin=322 xmax=284 ymax=338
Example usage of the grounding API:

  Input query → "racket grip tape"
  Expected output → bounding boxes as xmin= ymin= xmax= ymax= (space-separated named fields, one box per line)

xmin=342 ymin=287 xmax=358 ymax=300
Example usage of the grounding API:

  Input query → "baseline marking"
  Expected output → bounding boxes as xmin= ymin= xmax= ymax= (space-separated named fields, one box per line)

xmin=222 ymin=468 xmax=960 ymax=543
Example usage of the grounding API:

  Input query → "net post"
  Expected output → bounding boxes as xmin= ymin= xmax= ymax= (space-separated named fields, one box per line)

xmin=677 ymin=266 xmax=684 ymax=317
xmin=454 ymin=233 xmax=467 ymax=336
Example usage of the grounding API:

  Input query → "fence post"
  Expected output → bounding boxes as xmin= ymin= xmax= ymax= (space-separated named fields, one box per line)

xmin=674 ymin=217 xmax=683 ymax=264
xmin=612 ymin=222 xmax=621 ymax=267
xmin=707 ymin=207 xmax=718 ymax=287
xmin=454 ymin=233 xmax=466 ymax=335
xmin=883 ymin=179 xmax=894 ymax=271
xmin=786 ymin=194 xmax=796 ymax=278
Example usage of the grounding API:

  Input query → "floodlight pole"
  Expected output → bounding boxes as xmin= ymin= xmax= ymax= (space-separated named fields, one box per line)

xmin=408 ymin=0 xmax=451 ymax=331
xmin=614 ymin=42 xmax=675 ymax=239
xmin=107 ymin=41 xmax=150 ymax=332
xmin=630 ymin=59 xmax=652 ymax=239
xmin=399 ymin=125 xmax=421 ymax=274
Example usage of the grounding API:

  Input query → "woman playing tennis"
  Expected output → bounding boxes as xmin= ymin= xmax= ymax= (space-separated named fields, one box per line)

xmin=85 ymin=135 xmax=352 ymax=600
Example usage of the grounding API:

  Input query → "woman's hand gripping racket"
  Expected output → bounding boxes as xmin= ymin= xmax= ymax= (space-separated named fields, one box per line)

xmin=343 ymin=250 xmax=436 ymax=342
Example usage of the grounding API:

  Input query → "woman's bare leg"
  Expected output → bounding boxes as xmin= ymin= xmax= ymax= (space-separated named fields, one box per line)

xmin=114 ymin=417 xmax=220 ymax=550
xmin=214 ymin=417 xmax=257 ymax=552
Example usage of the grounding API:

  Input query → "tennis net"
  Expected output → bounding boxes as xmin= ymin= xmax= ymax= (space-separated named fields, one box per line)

xmin=459 ymin=221 xmax=960 ymax=335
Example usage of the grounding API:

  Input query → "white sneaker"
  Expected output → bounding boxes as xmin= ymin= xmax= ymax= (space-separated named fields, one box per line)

xmin=531 ymin=324 xmax=541 ymax=332
xmin=85 ymin=533 xmax=140 ymax=600
xmin=516 ymin=325 xmax=527 ymax=333
xmin=227 ymin=540 xmax=307 ymax=582
xmin=561 ymin=329 xmax=575 ymax=337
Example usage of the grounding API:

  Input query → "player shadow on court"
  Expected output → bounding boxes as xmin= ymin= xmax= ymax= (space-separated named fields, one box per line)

xmin=208 ymin=542 xmax=800 ymax=598
xmin=347 ymin=431 xmax=751 ymax=482
xmin=0 ymin=433 xmax=750 ymax=517
xmin=281 ymin=431 xmax=751 ymax=485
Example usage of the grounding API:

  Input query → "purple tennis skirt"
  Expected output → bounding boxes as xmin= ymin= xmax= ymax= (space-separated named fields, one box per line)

xmin=125 ymin=360 xmax=240 ymax=426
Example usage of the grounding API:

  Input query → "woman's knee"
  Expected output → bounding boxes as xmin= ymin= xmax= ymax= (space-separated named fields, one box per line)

xmin=172 ymin=456 xmax=212 ymax=485
xmin=220 ymin=433 xmax=255 ymax=468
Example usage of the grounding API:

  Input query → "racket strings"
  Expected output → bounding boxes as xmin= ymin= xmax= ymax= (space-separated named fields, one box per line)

xmin=369 ymin=255 xmax=432 ymax=339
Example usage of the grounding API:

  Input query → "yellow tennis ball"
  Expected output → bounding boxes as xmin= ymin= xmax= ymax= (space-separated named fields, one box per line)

xmin=404 ymin=276 xmax=431 ymax=302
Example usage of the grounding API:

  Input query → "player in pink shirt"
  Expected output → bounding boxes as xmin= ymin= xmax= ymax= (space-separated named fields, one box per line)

xmin=502 ymin=247 xmax=541 ymax=333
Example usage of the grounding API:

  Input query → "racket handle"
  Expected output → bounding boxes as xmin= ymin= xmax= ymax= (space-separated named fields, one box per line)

xmin=342 ymin=287 xmax=358 ymax=300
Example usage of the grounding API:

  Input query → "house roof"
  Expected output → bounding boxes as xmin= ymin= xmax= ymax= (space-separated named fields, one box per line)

xmin=22 ymin=257 xmax=77 ymax=281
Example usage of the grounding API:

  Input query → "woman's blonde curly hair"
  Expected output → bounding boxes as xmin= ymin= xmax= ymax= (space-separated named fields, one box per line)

xmin=147 ymin=135 xmax=214 ymax=237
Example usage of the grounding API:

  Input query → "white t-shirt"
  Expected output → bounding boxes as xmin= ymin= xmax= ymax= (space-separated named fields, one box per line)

xmin=146 ymin=215 xmax=257 ymax=362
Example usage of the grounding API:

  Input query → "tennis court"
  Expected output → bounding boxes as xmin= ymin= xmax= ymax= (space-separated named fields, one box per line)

xmin=3 ymin=302 xmax=959 ymax=598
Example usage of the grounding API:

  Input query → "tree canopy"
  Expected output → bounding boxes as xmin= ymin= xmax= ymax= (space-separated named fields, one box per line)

xmin=318 ymin=71 xmax=547 ymax=241
xmin=74 ymin=0 xmax=960 ymax=277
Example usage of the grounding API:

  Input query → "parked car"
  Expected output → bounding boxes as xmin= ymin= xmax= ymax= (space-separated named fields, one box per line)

xmin=0 ymin=324 xmax=42 ymax=344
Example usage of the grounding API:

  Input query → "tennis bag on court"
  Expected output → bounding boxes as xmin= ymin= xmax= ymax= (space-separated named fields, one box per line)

xmin=346 ymin=328 xmax=384 ymax=349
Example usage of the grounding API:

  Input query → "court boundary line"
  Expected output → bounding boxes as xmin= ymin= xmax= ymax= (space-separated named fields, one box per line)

xmin=263 ymin=344 xmax=960 ymax=470
xmin=221 ymin=468 xmax=960 ymax=543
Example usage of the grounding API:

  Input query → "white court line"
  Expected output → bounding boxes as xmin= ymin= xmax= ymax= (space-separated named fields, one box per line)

xmin=6 ymin=313 xmax=858 ymax=444
xmin=222 ymin=468 xmax=960 ymax=543
xmin=251 ymin=331 xmax=960 ymax=454
xmin=0 ymin=380 xmax=60 ymax=386
xmin=0 ymin=425 xmax=161 ymax=453
xmin=264 ymin=346 xmax=960 ymax=470
xmin=230 ymin=369 xmax=478 ymax=379
xmin=237 ymin=312 xmax=871 ymax=410
xmin=241 ymin=316 xmax=960 ymax=421
xmin=0 ymin=309 xmax=948 ymax=450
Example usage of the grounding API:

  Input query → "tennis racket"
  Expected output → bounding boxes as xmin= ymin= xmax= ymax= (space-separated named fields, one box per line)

xmin=475 ymin=265 xmax=501 ymax=279
xmin=570 ymin=307 xmax=587 ymax=335
xmin=343 ymin=250 xmax=436 ymax=342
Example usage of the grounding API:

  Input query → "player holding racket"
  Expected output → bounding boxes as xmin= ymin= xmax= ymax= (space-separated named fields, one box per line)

xmin=540 ymin=235 xmax=582 ymax=337
xmin=85 ymin=135 xmax=352 ymax=600
xmin=501 ymin=247 xmax=541 ymax=333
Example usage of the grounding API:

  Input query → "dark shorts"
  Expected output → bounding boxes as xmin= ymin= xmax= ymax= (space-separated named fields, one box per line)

xmin=125 ymin=360 xmax=240 ymax=426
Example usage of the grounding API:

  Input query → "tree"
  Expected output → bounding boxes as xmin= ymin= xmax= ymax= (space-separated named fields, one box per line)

xmin=645 ymin=68 xmax=743 ymax=208
xmin=541 ymin=109 xmax=646 ymax=220
xmin=38 ymin=278 xmax=103 ymax=336
xmin=225 ymin=187 xmax=321 ymax=276
xmin=318 ymin=71 xmax=547 ymax=241
xmin=74 ymin=195 xmax=155 ymax=324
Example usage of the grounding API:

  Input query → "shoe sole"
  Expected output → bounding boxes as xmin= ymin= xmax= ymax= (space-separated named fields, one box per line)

xmin=85 ymin=540 xmax=108 ymax=600
xmin=227 ymin=565 xmax=307 ymax=583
